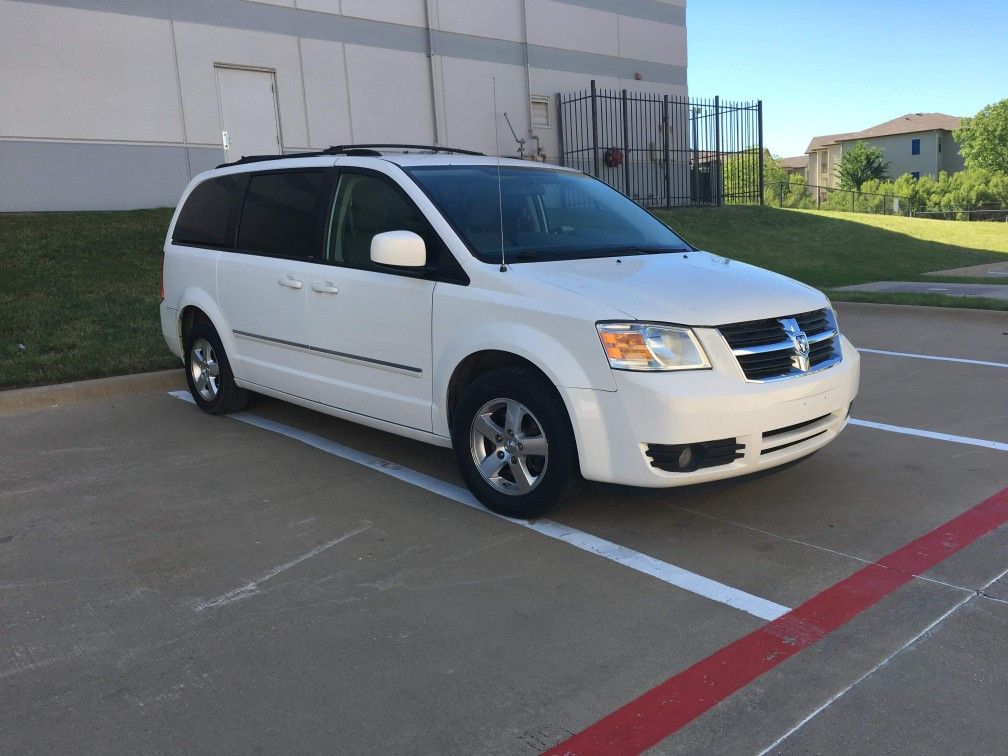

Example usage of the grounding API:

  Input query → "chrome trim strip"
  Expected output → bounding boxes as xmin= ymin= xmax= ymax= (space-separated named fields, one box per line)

xmin=233 ymin=330 xmax=422 ymax=377
xmin=730 ymin=328 xmax=836 ymax=356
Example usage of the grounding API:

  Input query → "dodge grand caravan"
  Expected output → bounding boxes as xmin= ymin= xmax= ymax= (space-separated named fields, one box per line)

xmin=161 ymin=144 xmax=860 ymax=518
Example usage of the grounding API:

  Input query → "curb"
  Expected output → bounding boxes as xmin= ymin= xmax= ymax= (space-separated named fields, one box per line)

xmin=0 ymin=369 xmax=186 ymax=416
xmin=834 ymin=300 xmax=1008 ymax=322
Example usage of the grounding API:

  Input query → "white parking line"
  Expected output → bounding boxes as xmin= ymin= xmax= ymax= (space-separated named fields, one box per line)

xmin=169 ymin=391 xmax=790 ymax=621
xmin=857 ymin=348 xmax=1008 ymax=369
xmin=849 ymin=418 xmax=1008 ymax=452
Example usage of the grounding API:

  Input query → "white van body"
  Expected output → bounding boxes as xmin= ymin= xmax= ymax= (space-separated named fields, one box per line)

xmin=162 ymin=149 xmax=859 ymax=515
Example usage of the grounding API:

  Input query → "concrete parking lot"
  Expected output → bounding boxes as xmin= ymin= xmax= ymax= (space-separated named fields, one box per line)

xmin=2 ymin=303 xmax=1007 ymax=754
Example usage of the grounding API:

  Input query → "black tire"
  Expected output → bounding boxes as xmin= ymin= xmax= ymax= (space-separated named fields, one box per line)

xmin=451 ymin=366 xmax=583 ymax=519
xmin=183 ymin=319 xmax=250 ymax=415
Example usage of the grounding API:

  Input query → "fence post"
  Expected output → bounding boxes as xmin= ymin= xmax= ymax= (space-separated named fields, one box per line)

xmin=714 ymin=95 xmax=721 ymax=206
xmin=662 ymin=95 xmax=671 ymax=208
xmin=621 ymin=89 xmax=631 ymax=197
xmin=757 ymin=100 xmax=765 ymax=205
xmin=555 ymin=92 xmax=565 ymax=167
xmin=851 ymin=190 xmax=855 ymax=212
xmin=590 ymin=79 xmax=600 ymax=177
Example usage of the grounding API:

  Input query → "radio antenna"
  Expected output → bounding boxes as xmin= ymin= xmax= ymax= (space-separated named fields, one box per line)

xmin=492 ymin=77 xmax=507 ymax=272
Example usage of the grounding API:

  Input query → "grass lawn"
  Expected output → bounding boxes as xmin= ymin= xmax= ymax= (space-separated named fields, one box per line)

xmin=655 ymin=206 xmax=1008 ymax=293
xmin=1 ymin=205 xmax=1006 ymax=390
xmin=0 ymin=209 xmax=177 ymax=390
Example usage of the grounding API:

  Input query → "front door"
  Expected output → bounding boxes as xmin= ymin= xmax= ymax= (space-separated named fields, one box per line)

xmin=215 ymin=66 xmax=281 ymax=160
xmin=302 ymin=170 xmax=437 ymax=432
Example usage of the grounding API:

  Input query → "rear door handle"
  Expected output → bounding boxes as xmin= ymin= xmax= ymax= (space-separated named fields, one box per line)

xmin=279 ymin=276 xmax=303 ymax=289
xmin=311 ymin=282 xmax=340 ymax=294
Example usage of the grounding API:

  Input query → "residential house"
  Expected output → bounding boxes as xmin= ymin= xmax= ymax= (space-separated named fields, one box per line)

xmin=805 ymin=113 xmax=964 ymax=189
xmin=778 ymin=154 xmax=808 ymax=177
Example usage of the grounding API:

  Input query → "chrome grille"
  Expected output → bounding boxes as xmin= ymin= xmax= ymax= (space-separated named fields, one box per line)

xmin=718 ymin=308 xmax=842 ymax=381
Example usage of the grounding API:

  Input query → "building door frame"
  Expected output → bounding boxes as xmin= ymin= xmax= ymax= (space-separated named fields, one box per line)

xmin=213 ymin=63 xmax=284 ymax=160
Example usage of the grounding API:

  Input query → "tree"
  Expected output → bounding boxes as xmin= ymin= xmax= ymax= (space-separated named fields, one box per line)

xmin=835 ymin=141 xmax=890 ymax=190
xmin=955 ymin=98 xmax=1008 ymax=173
xmin=720 ymin=149 xmax=812 ymax=207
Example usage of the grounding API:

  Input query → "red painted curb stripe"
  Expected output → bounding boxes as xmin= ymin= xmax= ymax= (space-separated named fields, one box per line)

xmin=545 ymin=485 xmax=1008 ymax=756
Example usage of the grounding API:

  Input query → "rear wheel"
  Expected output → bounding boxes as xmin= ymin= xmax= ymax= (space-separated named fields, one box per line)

xmin=452 ymin=367 xmax=582 ymax=518
xmin=184 ymin=320 xmax=249 ymax=415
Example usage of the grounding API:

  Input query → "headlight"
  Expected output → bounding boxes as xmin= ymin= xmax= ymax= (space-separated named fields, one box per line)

xmin=596 ymin=323 xmax=711 ymax=371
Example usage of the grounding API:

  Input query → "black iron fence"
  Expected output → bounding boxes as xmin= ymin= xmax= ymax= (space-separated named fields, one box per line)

xmin=770 ymin=181 xmax=912 ymax=215
xmin=557 ymin=81 xmax=764 ymax=207
xmin=911 ymin=207 xmax=1008 ymax=221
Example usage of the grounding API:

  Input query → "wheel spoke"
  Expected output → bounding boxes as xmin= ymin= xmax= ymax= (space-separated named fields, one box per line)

xmin=195 ymin=373 xmax=208 ymax=391
xmin=517 ymin=434 xmax=547 ymax=457
xmin=206 ymin=360 xmax=220 ymax=377
xmin=478 ymin=453 xmax=505 ymax=480
xmin=511 ymin=458 xmax=535 ymax=493
xmin=504 ymin=399 xmax=523 ymax=435
xmin=473 ymin=413 xmax=503 ymax=443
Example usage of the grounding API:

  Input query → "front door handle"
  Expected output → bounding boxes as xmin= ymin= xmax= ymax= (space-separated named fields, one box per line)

xmin=311 ymin=282 xmax=340 ymax=294
xmin=279 ymin=276 xmax=303 ymax=289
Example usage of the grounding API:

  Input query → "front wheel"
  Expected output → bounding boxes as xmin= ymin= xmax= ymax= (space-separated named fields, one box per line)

xmin=451 ymin=367 xmax=582 ymax=519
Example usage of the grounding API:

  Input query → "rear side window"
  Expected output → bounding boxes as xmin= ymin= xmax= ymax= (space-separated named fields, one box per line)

xmin=173 ymin=173 xmax=248 ymax=248
xmin=237 ymin=171 xmax=328 ymax=259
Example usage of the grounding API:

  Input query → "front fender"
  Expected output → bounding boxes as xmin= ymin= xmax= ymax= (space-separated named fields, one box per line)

xmin=432 ymin=323 xmax=617 ymax=438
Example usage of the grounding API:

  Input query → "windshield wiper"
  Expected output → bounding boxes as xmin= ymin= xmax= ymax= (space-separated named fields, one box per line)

xmin=610 ymin=246 xmax=689 ymax=256
xmin=511 ymin=250 xmax=542 ymax=261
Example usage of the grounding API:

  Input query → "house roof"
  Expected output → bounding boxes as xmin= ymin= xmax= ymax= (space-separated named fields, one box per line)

xmin=777 ymin=154 xmax=808 ymax=170
xmin=805 ymin=113 xmax=962 ymax=153
xmin=806 ymin=132 xmax=857 ymax=152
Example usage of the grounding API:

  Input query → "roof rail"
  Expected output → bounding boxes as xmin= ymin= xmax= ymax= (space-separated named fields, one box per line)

xmin=216 ymin=150 xmax=327 ymax=168
xmin=216 ymin=143 xmax=484 ymax=168
xmin=324 ymin=144 xmax=485 ymax=156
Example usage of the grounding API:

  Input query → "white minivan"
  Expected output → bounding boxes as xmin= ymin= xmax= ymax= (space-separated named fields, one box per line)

xmin=161 ymin=144 xmax=859 ymax=518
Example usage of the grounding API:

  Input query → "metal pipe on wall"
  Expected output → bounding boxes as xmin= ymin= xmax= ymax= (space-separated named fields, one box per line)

xmin=424 ymin=0 xmax=445 ymax=145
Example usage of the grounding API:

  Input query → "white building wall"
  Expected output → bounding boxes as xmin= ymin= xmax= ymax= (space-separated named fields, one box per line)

xmin=0 ymin=0 xmax=688 ymax=211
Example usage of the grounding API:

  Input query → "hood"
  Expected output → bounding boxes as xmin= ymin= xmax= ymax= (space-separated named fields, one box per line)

xmin=507 ymin=251 xmax=827 ymax=325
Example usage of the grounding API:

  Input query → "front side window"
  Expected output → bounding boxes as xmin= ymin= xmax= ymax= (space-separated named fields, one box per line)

xmin=911 ymin=138 xmax=921 ymax=155
xmin=405 ymin=166 xmax=690 ymax=263
xmin=326 ymin=173 xmax=433 ymax=268
xmin=237 ymin=170 xmax=328 ymax=259
xmin=173 ymin=173 xmax=249 ymax=247
xmin=324 ymin=171 xmax=468 ymax=284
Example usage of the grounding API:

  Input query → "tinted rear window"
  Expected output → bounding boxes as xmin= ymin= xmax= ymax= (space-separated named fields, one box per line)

xmin=237 ymin=171 xmax=328 ymax=258
xmin=172 ymin=173 xmax=248 ymax=248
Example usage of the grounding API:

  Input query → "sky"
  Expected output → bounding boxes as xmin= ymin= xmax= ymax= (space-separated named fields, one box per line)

xmin=686 ymin=0 xmax=1008 ymax=157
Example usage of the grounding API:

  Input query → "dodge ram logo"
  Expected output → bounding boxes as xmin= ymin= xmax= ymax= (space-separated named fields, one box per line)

xmin=779 ymin=318 xmax=811 ymax=372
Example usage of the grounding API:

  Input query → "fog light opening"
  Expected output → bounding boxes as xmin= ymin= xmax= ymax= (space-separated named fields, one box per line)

xmin=678 ymin=446 xmax=694 ymax=470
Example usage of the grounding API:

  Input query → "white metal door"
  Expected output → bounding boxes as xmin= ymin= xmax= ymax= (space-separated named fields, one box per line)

xmin=215 ymin=66 xmax=281 ymax=160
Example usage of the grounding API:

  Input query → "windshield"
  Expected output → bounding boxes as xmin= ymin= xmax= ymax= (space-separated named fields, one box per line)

xmin=404 ymin=165 xmax=690 ymax=263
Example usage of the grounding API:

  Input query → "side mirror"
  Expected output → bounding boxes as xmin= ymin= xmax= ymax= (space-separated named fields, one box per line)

xmin=370 ymin=230 xmax=426 ymax=268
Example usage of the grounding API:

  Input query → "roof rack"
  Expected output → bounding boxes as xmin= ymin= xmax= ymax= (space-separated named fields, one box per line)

xmin=216 ymin=143 xmax=484 ymax=168
xmin=326 ymin=144 xmax=485 ymax=156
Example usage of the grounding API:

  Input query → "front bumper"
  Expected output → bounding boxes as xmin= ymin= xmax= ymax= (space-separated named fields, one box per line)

xmin=567 ymin=334 xmax=861 ymax=487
